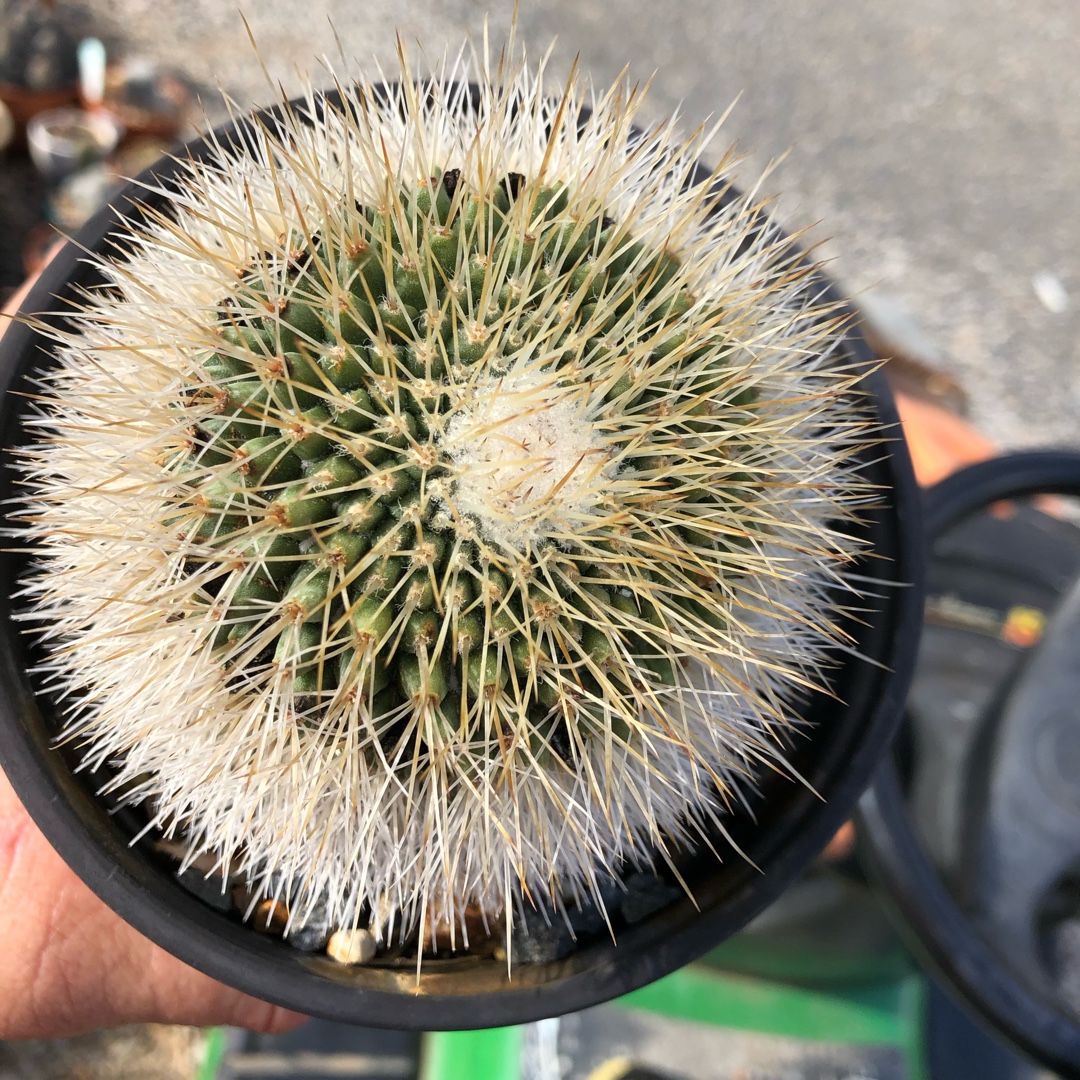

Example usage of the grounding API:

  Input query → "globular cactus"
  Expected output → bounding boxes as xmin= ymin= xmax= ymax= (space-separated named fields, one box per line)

xmin=15 ymin=41 xmax=875 ymax=957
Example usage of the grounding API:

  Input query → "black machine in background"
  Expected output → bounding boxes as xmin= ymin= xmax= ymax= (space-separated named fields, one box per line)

xmin=860 ymin=451 xmax=1080 ymax=1079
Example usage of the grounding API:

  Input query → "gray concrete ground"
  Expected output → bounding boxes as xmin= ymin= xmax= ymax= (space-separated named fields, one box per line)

xmin=0 ymin=1024 xmax=208 ymax=1079
xmin=4 ymin=2 xmax=1078 ymax=1077
xmin=80 ymin=0 xmax=1080 ymax=450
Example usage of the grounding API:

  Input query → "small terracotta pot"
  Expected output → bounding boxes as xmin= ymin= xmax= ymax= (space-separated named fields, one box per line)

xmin=0 ymin=81 xmax=79 ymax=145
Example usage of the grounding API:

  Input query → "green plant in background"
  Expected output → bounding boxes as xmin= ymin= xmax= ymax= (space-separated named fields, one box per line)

xmin=15 ymin=38 xmax=875 ymax=959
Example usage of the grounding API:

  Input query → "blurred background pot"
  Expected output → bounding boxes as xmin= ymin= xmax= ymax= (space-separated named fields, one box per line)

xmin=100 ymin=58 xmax=192 ymax=140
xmin=25 ymin=105 xmax=121 ymax=180
xmin=0 ymin=0 xmax=80 ymax=144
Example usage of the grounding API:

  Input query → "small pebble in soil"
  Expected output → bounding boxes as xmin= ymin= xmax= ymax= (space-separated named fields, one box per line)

xmin=175 ymin=866 xmax=232 ymax=913
xmin=289 ymin=919 xmax=334 ymax=952
xmin=620 ymin=872 xmax=681 ymax=924
xmin=287 ymin=897 xmax=334 ymax=952
xmin=327 ymin=928 xmax=377 ymax=965
xmin=422 ymin=902 xmax=497 ymax=955
xmin=253 ymin=898 xmax=289 ymax=934
xmin=510 ymin=906 xmax=576 ymax=964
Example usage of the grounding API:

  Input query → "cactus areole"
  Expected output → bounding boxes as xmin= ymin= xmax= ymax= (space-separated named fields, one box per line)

xmin=0 ymin=48 xmax=922 ymax=1027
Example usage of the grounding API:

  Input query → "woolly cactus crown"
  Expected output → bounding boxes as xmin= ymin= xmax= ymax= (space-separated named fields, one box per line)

xmin=16 ymin=38 xmax=875 ymax=953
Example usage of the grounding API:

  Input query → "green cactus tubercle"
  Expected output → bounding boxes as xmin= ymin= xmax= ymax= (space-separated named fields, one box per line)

xmin=170 ymin=167 xmax=755 ymax=762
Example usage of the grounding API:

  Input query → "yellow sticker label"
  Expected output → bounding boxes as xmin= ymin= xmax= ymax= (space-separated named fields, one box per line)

xmin=1000 ymin=606 xmax=1046 ymax=649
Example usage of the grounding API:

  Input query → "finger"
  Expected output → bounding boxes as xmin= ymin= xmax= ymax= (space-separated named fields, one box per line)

xmin=136 ymin=941 xmax=309 ymax=1034
xmin=0 ymin=765 xmax=307 ymax=1038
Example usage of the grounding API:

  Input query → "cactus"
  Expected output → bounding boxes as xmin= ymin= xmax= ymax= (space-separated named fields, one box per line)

xmin=15 ymin=41 xmax=876 ymax=957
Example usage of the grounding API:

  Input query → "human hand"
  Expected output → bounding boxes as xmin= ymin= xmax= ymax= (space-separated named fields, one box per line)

xmin=0 ymin=261 xmax=307 ymax=1040
xmin=0 ymin=765 xmax=307 ymax=1039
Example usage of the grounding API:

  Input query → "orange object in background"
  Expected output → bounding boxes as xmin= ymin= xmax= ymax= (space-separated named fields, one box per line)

xmin=893 ymin=389 xmax=996 ymax=488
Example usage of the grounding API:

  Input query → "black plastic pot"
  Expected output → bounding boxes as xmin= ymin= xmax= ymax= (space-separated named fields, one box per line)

xmin=0 ymin=92 xmax=923 ymax=1028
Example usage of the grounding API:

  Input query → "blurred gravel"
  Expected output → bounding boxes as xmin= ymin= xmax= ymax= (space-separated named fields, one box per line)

xmin=71 ymin=0 xmax=1080 ymax=450
xmin=0 ymin=1024 xmax=208 ymax=1079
